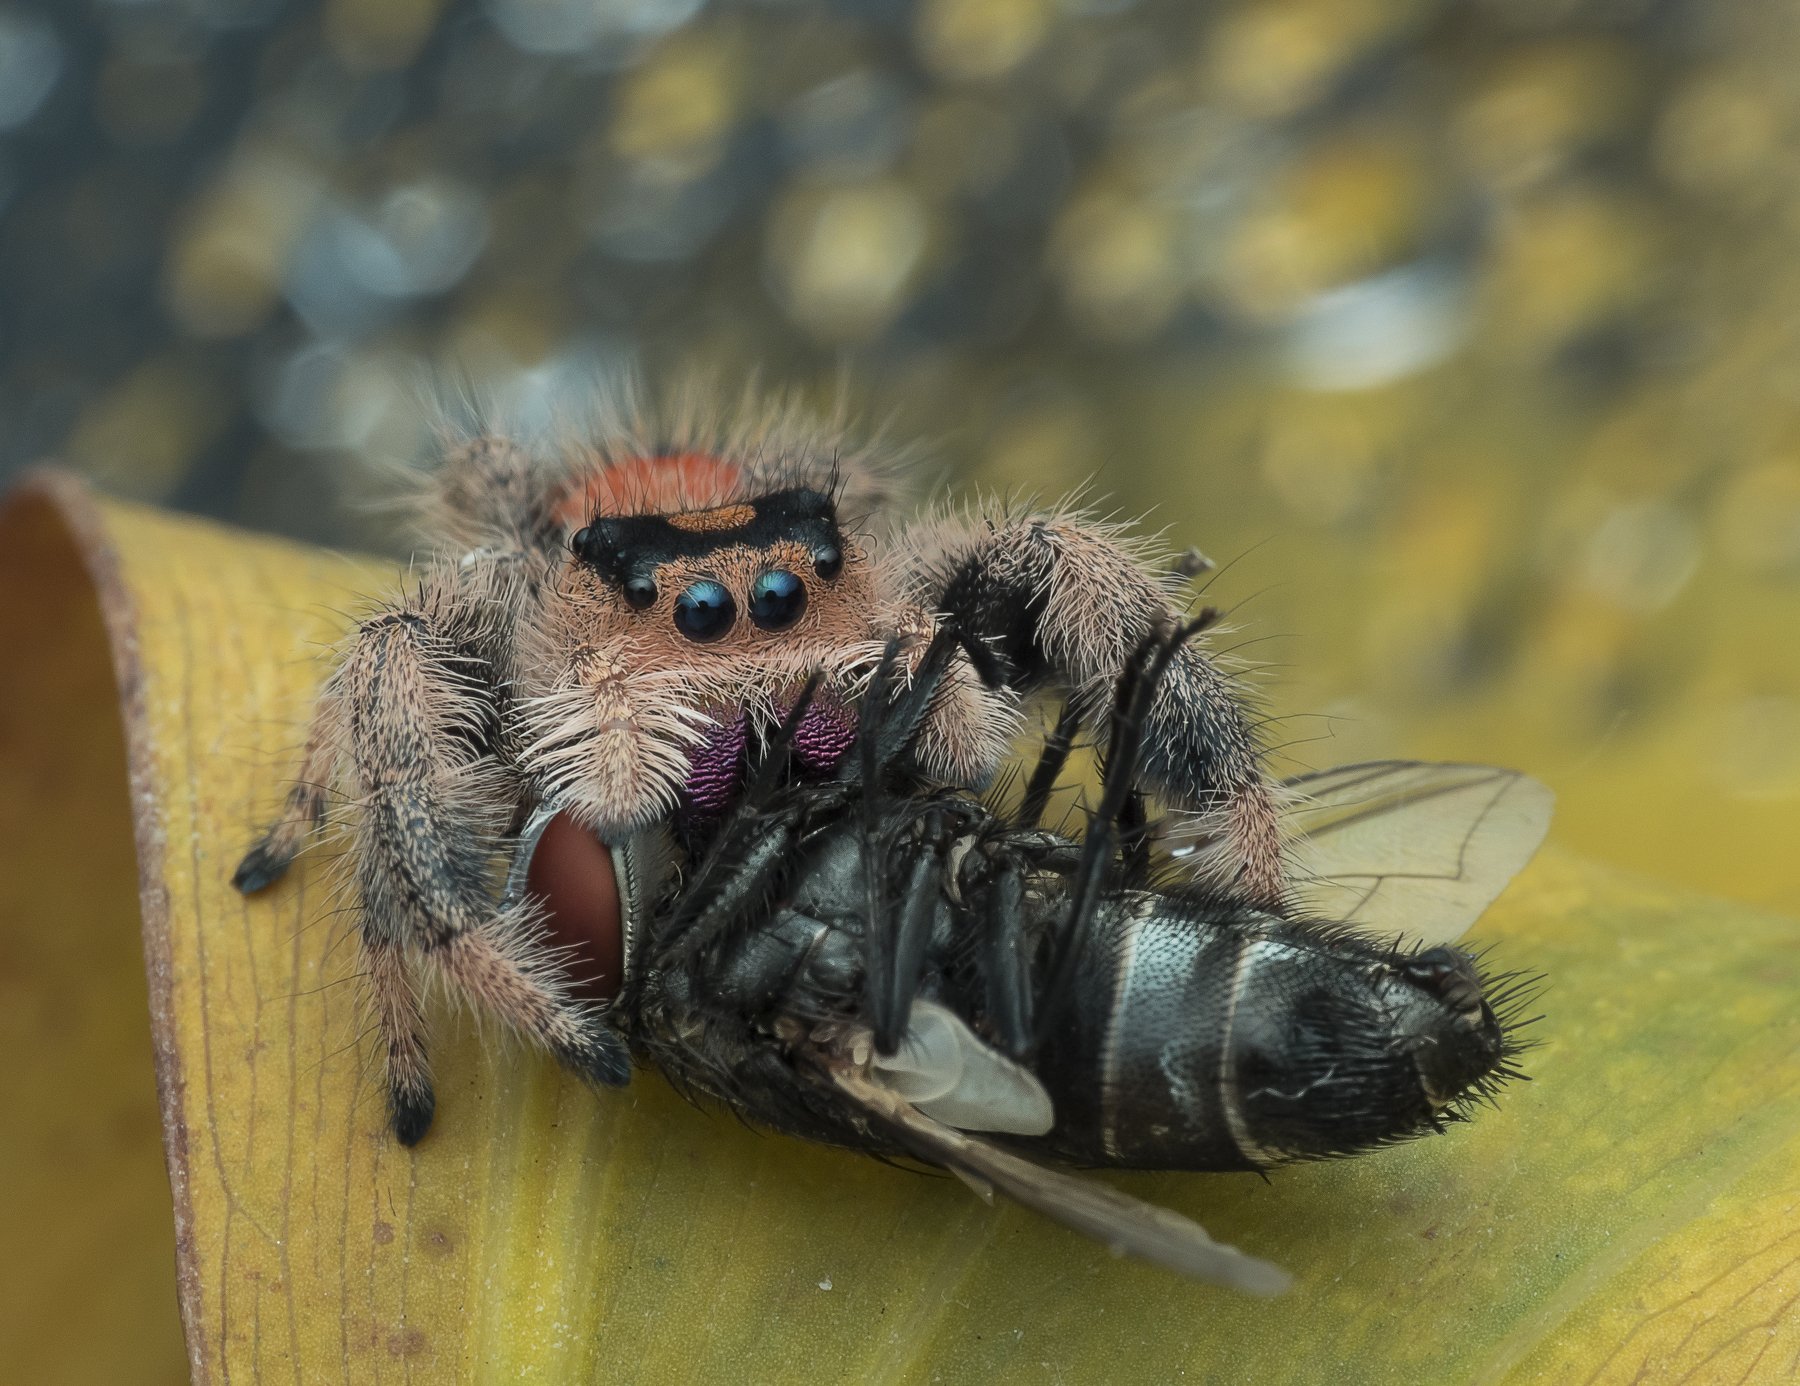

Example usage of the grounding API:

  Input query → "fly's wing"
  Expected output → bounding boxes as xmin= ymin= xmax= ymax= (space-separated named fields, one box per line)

xmin=818 ymin=1055 xmax=1291 ymax=1295
xmin=870 ymin=999 xmax=1055 ymax=1136
xmin=1279 ymin=761 xmax=1553 ymax=947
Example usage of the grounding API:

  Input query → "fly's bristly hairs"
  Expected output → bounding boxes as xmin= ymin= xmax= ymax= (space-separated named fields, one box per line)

xmin=589 ymin=617 xmax=1546 ymax=1287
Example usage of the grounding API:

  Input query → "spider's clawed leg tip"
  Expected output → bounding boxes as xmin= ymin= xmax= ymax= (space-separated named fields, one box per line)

xmin=391 ymin=1088 xmax=436 ymax=1147
xmin=232 ymin=844 xmax=287 ymax=894
xmin=560 ymin=1031 xmax=633 ymax=1088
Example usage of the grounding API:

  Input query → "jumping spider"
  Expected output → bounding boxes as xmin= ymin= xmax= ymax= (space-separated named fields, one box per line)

xmin=234 ymin=394 xmax=1282 ymax=1145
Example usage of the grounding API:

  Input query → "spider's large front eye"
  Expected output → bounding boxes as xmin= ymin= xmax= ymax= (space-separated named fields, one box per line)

xmin=674 ymin=580 xmax=736 ymax=642
xmin=749 ymin=570 xmax=808 ymax=631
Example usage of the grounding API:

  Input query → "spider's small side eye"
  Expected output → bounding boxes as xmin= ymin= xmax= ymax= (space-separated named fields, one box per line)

xmin=572 ymin=526 xmax=597 ymax=555
xmin=814 ymin=546 xmax=843 ymax=580
xmin=623 ymin=576 xmax=658 ymax=610
xmin=750 ymin=570 xmax=808 ymax=631
xmin=674 ymin=580 xmax=735 ymax=642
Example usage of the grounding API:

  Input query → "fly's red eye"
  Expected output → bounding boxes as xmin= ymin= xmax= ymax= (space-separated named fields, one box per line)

xmin=522 ymin=812 xmax=623 ymax=1003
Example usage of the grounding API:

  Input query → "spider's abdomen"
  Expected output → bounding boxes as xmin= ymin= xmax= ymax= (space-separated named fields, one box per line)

xmin=558 ymin=453 xmax=748 ymax=525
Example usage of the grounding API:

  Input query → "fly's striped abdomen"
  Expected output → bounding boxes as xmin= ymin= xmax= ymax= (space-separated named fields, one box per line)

xmin=1035 ymin=895 xmax=1506 ymax=1171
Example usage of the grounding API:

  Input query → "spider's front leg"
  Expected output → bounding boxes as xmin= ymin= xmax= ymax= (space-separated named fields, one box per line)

xmin=899 ymin=507 xmax=1285 ymax=907
xmin=237 ymin=571 xmax=628 ymax=1146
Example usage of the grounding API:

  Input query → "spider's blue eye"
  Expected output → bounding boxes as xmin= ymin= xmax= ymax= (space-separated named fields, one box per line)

xmin=673 ymin=581 xmax=736 ymax=642
xmin=749 ymin=570 xmax=808 ymax=631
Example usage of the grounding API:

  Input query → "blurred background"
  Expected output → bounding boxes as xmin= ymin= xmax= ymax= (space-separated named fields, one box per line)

xmin=3 ymin=0 xmax=1798 ymax=913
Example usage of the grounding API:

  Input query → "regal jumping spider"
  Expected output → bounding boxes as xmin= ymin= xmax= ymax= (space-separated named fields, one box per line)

xmin=234 ymin=393 xmax=1282 ymax=1145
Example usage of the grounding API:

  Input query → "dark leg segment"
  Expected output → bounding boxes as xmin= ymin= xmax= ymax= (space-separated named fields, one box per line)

xmin=234 ymin=695 xmax=343 ymax=892
xmin=1033 ymin=618 xmax=1205 ymax=1050
xmin=1015 ymin=704 xmax=1081 ymax=829
xmin=872 ymin=823 xmax=945 ymax=1055
xmin=979 ymin=853 xmax=1034 ymax=1058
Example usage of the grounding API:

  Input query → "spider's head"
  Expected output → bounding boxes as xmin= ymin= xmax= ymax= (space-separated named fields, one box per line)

xmin=568 ymin=487 xmax=869 ymax=652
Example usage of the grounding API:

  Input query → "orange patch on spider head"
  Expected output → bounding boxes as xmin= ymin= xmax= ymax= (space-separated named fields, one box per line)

xmin=667 ymin=504 xmax=755 ymax=532
xmin=560 ymin=453 xmax=744 ymax=526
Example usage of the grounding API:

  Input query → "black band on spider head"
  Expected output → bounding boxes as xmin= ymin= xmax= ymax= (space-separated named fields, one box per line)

xmin=570 ymin=488 xmax=848 ymax=593
xmin=571 ymin=521 xmax=633 ymax=586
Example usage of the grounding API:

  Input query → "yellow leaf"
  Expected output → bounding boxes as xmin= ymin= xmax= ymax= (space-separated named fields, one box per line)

xmin=3 ymin=472 xmax=1797 ymax=1383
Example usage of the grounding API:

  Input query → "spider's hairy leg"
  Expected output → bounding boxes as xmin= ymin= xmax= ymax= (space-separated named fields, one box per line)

xmin=423 ymin=432 xmax=574 ymax=554
xmin=339 ymin=588 xmax=627 ymax=1144
xmin=899 ymin=508 xmax=1285 ymax=907
xmin=234 ymin=690 xmax=343 ymax=893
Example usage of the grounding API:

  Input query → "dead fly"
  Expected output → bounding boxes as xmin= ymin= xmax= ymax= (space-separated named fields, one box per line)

xmin=511 ymin=622 xmax=1551 ymax=1292
xmin=234 ymin=397 xmax=1284 ymax=1145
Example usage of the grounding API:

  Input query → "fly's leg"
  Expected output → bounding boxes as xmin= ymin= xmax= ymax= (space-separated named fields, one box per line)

xmin=1033 ymin=617 xmax=1205 ymax=1050
xmin=901 ymin=509 xmax=1284 ymax=907
xmin=658 ymin=678 xmax=827 ymax=969
xmin=965 ymin=846 xmax=1034 ymax=1058
xmin=1116 ymin=789 xmax=1151 ymax=883
xmin=1015 ymin=704 xmax=1081 ymax=830
xmin=873 ymin=814 xmax=947 ymax=1055
xmin=853 ymin=642 xmax=963 ymax=1055
xmin=865 ymin=629 xmax=963 ymax=776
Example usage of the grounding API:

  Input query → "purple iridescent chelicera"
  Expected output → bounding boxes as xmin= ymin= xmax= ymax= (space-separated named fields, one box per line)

xmin=785 ymin=690 xmax=858 ymax=776
xmin=680 ymin=693 xmax=861 ymax=817
xmin=683 ymin=711 xmax=748 ymax=815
